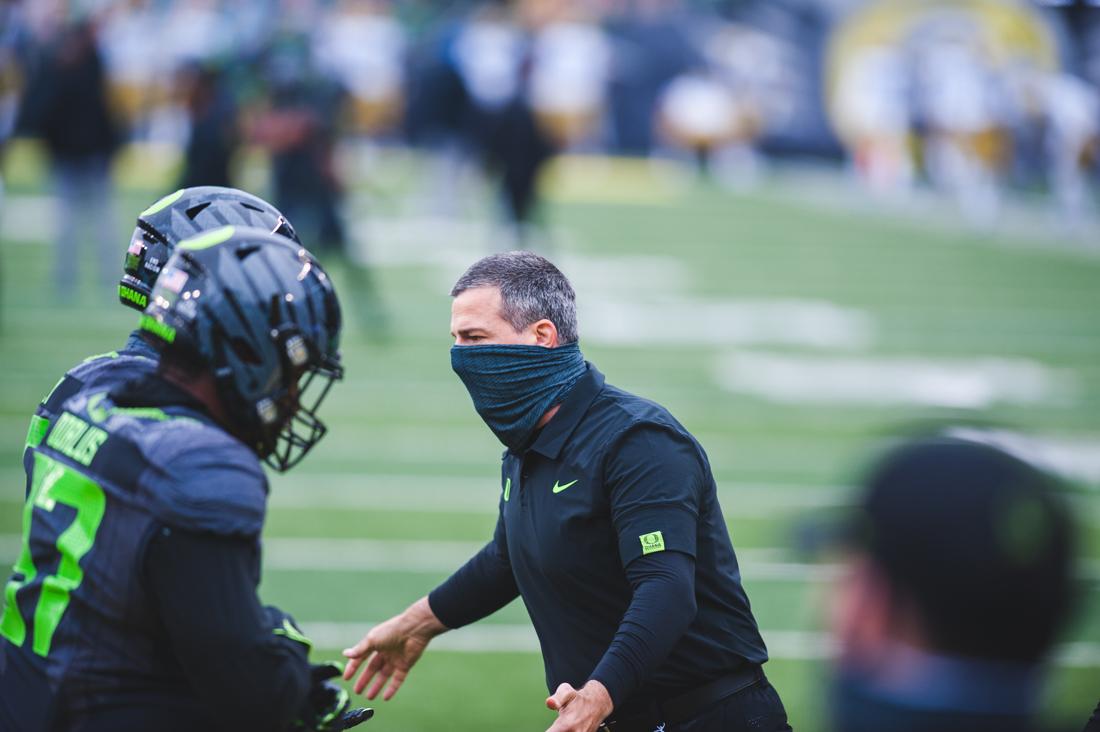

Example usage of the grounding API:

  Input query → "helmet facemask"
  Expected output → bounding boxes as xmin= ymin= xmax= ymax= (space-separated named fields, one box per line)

xmin=144 ymin=229 xmax=343 ymax=472
xmin=252 ymin=318 xmax=343 ymax=471
xmin=263 ymin=349 xmax=343 ymax=471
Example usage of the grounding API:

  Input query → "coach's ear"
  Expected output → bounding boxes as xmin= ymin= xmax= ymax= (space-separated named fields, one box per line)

xmin=531 ymin=319 xmax=559 ymax=348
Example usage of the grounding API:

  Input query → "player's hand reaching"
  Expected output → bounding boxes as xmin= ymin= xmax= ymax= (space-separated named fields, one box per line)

xmin=341 ymin=596 xmax=448 ymax=701
xmin=296 ymin=662 xmax=374 ymax=731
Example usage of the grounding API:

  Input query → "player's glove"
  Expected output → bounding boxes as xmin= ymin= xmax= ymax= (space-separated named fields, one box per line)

xmin=267 ymin=606 xmax=313 ymax=651
xmin=295 ymin=662 xmax=374 ymax=731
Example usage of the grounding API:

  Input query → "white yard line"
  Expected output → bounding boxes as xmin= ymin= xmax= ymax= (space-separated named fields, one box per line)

xmin=255 ymin=539 xmax=1100 ymax=582
xmin=714 ymin=351 xmax=1077 ymax=409
xmin=3 ymin=534 xmax=1096 ymax=583
xmin=0 ymin=534 xmax=840 ymax=580
xmin=582 ymin=298 xmax=875 ymax=350
xmin=0 ymin=195 xmax=55 ymax=244
xmin=302 ymin=622 xmax=1100 ymax=668
xmin=349 ymin=215 xmax=694 ymax=296
xmin=268 ymin=476 xmax=852 ymax=518
xmin=946 ymin=427 xmax=1100 ymax=487
xmin=303 ymin=621 xmax=541 ymax=654
xmin=269 ymin=475 xmax=502 ymax=513
xmin=349 ymin=212 xmax=873 ymax=350
xmin=258 ymin=539 xmax=844 ymax=581
xmin=269 ymin=476 xmax=1097 ymax=523
xmin=261 ymin=538 xmax=486 ymax=572
xmin=5 ymin=464 xmax=1089 ymax=520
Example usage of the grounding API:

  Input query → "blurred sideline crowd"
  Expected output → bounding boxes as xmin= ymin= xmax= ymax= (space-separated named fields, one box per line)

xmin=2 ymin=0 xmax=1100 ymax=249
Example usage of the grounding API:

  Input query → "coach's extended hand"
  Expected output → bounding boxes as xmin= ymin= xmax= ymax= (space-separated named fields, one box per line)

xmin=545 ymin=681 xmax=614 ymax=732
xmin=342 ymin=597 xmax=448 ymax=701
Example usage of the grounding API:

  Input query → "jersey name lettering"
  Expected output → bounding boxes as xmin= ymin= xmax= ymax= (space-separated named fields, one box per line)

xmin=46 ymin=413 xmax=108 ymax=466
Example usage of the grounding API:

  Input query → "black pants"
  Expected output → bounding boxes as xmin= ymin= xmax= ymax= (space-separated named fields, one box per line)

xmin=676 ymin=676 xmax=792 ymax=732
xmin=612 ymin=673 xmax=792 ymax=732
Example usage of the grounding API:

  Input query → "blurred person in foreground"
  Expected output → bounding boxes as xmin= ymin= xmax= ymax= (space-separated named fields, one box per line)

xmin=16 ymin=16 xmax=121 ymax=298
xmin=829 ymin=436 xmax=1078 ymax=732
xmin=344 ymin=251 xmax=792 ymax=732
xmin=1086 ymin=700 xmax=1100 ymax=732
xmin=0 ymin=225 xmax=364 ymax=731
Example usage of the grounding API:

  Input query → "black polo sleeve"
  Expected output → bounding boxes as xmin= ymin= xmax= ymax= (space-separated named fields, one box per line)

xmin=606 ymin=423 xmax=703 ymax=568
xmin=588 ymin=550 xmax=697 ymax=707
xmin=428 ymin=509 xmax=519 ymax=629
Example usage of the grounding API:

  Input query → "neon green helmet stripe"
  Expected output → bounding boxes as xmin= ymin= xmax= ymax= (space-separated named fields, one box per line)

xmin=140 ymin=189 xmax=184 ymax=218
xmin=178 ymin=225 xmax=236 ymax=251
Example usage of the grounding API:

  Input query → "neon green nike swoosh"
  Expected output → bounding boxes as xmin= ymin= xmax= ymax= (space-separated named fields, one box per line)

xmin=552 ymin=479 xmax=579 ymax=494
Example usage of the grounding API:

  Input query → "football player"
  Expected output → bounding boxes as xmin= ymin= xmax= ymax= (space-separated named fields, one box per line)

xmin=0 ymin=226 xmax=364 ymax=731
xmin=24 ymin=186 xmax=300 ymax=495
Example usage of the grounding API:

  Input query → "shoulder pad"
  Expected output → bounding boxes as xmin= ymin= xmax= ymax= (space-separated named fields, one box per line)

xmin=40 ymin=354 xmax=157 ymax=415
xmin=144 ymin=421 xmax=268 ymax=537
xmin=71 ymin=352 xmax=157 ymax=392
xmin=29 ymin=354 xmax=158 ymax=452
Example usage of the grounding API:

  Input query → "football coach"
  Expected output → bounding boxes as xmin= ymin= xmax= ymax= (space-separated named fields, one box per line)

xmin=343 ymin=251 xmax=792 ymax=732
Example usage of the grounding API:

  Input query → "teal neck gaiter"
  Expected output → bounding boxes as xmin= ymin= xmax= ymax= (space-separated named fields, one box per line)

xmin=451 ymin=342 xmax=587 ymax=452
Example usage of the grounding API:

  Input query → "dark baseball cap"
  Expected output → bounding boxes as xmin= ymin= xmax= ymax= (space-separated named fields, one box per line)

xmin=845 ymin=436 xmax=1076 ymax=664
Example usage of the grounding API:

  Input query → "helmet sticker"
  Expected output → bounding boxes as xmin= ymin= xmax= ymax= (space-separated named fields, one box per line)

xmin=256 ymin=397 xmax=279 ymax=425
xmin=285 ymin=334 xmax=309 ymax=368
xmin=159 ymin=268 xmax=189 ymax=294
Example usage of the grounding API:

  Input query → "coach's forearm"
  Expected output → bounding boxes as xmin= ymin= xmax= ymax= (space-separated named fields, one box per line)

xmin=428 ymin=541 xmax=519 ymax=629
xmin=402 ymin=596 xmax=449 ymax=638
xmin=589 ymin=551 xmax=697 ymax=708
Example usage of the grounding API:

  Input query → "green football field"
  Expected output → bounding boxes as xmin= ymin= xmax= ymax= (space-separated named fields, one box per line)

xmin=0 ymin=148 xmax=1097 ymax=730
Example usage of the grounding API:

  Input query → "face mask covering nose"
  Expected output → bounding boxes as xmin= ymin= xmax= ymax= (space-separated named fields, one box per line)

xmin=451 ymin=342 xmax=586 ymax=452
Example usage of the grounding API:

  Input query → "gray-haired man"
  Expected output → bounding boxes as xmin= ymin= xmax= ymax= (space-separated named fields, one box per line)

xmin=343 ymin=251 xmax=791 ymax=732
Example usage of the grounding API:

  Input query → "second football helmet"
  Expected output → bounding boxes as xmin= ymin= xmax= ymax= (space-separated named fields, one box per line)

xmin=120 ymin=186 xmax=300 ymax=311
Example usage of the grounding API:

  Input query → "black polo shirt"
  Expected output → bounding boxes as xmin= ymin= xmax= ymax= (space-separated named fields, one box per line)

xmin=431 ymin=363 xmax=768 ymax=705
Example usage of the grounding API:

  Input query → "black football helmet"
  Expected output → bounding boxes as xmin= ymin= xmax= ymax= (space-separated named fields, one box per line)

xmin=119 ymin=186 xmax=299 ymax=311
xmin=140 ymin=225 xmax=342 ymax=471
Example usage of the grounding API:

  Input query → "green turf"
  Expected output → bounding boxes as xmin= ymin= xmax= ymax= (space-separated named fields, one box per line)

xmin=1 ymin=150 xmax=1098 ymax=730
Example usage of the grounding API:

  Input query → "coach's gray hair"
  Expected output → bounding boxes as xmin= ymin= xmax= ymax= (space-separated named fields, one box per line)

xmin=451 ymin=251 xmax=579 ymax=344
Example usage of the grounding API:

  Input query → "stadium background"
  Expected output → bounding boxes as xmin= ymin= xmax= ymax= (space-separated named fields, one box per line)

xmin=1 ymin=0 xmax=1099 ymax=730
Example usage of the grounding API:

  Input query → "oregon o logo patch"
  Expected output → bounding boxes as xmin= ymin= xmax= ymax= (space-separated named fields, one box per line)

xmin=639 ymin=531 xmax=665 ymax=555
